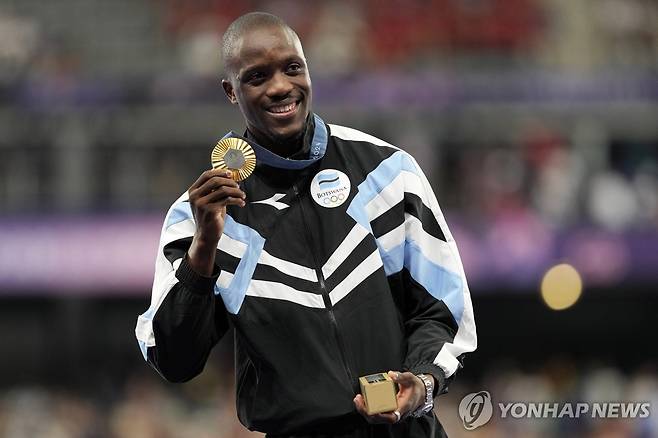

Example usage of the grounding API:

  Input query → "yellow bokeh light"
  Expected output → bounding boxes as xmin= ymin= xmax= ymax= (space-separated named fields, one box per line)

xmin=541 ymin=263 xmax=583 ymax=310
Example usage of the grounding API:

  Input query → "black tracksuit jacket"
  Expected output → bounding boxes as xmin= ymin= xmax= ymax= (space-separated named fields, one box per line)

xmin=135 ymin=114 xmax=477 ymax=436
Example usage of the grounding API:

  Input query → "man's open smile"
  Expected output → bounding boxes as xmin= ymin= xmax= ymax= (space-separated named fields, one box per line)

xmin=266 ymin=100 xmax=300 ymax=118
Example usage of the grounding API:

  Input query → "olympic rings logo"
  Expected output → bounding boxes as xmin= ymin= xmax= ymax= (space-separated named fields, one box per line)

xmin=322 ymin=193 xmax=346 ymax=205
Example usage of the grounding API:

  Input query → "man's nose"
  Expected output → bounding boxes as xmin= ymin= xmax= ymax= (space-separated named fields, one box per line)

xmin=266 ymin=72 xmax=293 ymax=98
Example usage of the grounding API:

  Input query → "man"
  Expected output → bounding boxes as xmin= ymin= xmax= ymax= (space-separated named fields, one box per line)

xmin=135 ymin=12 xmax=476 ymax=438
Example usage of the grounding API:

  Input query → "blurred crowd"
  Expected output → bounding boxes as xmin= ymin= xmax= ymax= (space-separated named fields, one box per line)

xmin=0 ymin=361 xmax=656 ymax=438
xmin=0 ymin=0 xmax=656 ymax=229
xmin=0 ymin=369 xmax=261 ymax=438
xmin=1 ymin=0 xmax=657 ymax=79
xmin=0 ymin=0 xmax=656 ymax=232
xmin=433 ymin=120 xmax=658 ymax=231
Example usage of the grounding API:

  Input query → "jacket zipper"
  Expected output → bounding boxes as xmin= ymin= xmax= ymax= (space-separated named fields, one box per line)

xmin=293 ymin=183 xmax=355 ymax=386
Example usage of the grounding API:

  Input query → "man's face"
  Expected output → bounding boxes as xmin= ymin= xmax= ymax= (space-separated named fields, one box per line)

xmin=222 ymin=25 xmax=312 ymax=146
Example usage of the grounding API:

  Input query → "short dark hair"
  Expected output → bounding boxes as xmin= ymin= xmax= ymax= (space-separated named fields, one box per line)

xmin=221 ymin=12 xmax=298 ymax=76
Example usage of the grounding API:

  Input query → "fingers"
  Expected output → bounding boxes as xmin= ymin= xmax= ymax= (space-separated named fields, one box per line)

xmin=375 ymin=411 xmax=400 ymax=424
xmin=388 ymin=370 xmax=425 ymax=419
xmin=353 ymin=395 xmax=400 ymax=425
xmin=199 ymin=185 xmax=246 ymax=207
xmin=354 ymin=394 xmax=367 ymax=415
xmin=190 ymin=173 xmax=241 ymax=198
xmin=388 ymin=370 xmax=417 ymax=388
xmin=190 ymin=168 xmax=237 ymax=191
xmin=189 ymin=169 xmax=246 ymax=207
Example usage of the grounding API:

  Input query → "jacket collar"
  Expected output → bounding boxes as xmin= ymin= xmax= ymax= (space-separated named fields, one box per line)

xmin=222 ymin=113 xmax=327 ymax=170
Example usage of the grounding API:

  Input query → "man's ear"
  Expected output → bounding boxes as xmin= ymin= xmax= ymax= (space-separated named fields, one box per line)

xmin=222 ymin=79 xmax=238 ymax=105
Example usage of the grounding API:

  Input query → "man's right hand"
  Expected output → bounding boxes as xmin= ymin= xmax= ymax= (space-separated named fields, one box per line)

xmin=186 ymin=169 xmax=246 ymax=276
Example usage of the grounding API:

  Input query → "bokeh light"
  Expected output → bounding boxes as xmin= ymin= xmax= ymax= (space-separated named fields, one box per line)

xmin=541 ymin=263 xmax=583 ymax=310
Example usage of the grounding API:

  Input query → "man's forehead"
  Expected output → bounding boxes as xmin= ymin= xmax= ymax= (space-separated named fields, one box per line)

xmin=233 ymin=25 xmax=303 ymax=63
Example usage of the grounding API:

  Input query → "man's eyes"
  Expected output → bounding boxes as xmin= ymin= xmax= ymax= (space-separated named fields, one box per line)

xmin=286 ymin=63 xmax=303 ymax=73
xmin=244 ymin=63 xmax=304 ymax=83
xmin=247 ymin=72 xmax=265 ymax=82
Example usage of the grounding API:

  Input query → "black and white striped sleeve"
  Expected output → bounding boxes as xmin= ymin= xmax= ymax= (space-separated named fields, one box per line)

xmin=369 ymin=151 xmax=477 ymax=394
xmin=135 ymin=192 xmax=229 ymax=382
xmin=404 ymin=154 xmax=476 ymax=394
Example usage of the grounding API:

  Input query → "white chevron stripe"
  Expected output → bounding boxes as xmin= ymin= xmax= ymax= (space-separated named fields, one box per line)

xmin=164 ymin=219 xmax=314 ymax=282
xmin=162 ymin=218 xmax=195 ymax=247
xmin=135 ymin=257 xmax=182 ymax=349
xmin=161 ymin=219 xmax=250 ymax=262
xmin=378 ymin=213 xmax=461 ymax=275
xmin=329 ymin=249 xmax=383 ymax=306
xmin=409 ymin=154 xmax=455 ymax=243
xmin=217 ymin=272 xmax=324 ymax=308
xmin=377 ymin=221 xmax=405 ymax=253
xmin=329 ymin=124 xmax=399 ymax=150
xmin=434 ymin=285 xmax=477 ymax=377
xmin=218 ymin=233 xmax=248 ymax=259
xmin=321 ymin=224 xmax=370 ymax=279
xmin=217 ymin=270 xmax=232 ymax=289
xmin=364 ymin=170 xmax=427 ymax=222
xmin=248 ymin=279 xmax=325 ymax=308
xmin=135 ymin=315 xmax=155 ymax=346
xmin=259 ymin=250 xmax=317 ymax=282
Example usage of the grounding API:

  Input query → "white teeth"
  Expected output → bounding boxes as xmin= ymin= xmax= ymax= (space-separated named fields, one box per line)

xmin=270 ymin=102 xmax=296 ymax=114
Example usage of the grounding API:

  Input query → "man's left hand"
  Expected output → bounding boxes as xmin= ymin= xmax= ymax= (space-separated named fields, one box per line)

xmin=353 ymin=370 xmax=432 ymax=424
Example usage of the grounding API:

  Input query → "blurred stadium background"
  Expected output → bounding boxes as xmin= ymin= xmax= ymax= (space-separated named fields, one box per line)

xmin=1 ymin=0 xmax=657 ymax=437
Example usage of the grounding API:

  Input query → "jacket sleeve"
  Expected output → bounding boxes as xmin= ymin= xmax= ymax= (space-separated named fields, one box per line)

xmin=397 ymin=154 xmax=477 ymax=395
xmin=135 ymin=193 xmax=230 ymax=382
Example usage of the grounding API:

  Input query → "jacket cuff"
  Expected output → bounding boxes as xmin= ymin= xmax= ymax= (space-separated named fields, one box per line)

xmin=175 ymin=255 xmax=221 ymax=295
xmin=409 ymin=363 xmax=447 ymax=397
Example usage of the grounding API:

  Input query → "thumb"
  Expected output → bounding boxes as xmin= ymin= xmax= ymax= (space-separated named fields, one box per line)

xmin=388 ymin=370 xmax=401 ymax=381
xmin=388 ymin=370 xmax=418 ymax=388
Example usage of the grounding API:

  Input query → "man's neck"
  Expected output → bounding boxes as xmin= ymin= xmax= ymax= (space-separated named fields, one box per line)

xmin=249 ymin=131 xmax=303 ymax=158
xmin=246 ymin=114 xmax=314 ymax=159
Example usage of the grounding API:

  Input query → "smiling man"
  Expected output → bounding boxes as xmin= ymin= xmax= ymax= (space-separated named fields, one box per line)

xmin=135 ymin=12 xmax=476 ymax=438
xmin=221 ymin=15 xmax=311 ymax=157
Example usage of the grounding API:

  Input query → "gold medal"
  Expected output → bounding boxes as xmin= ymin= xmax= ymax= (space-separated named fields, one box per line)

xmin=211 ymin=137 xmax=256 ymax=181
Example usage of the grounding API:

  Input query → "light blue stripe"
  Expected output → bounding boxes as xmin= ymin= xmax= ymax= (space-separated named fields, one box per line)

xmin=318 ymin=170 xmax=340 ymax=188
xmin=166 ymin=201 xmax=193 ymax=228
xmin=346 ymin=150 xmax=463 ymax=321
xmin=214 ymin=215 xmax=265 ymax=314
xmin=138 ymin=340 xmax=148 ymax=361
xmin=405 ymin=242 xmax=464 ymax=323
xmin=347 ymin=151 xmax=418 ymax=231
xmin=379 ymin=241 xmax=405 ymax=274
xmin=141 ymin=306 xmax=156 ymax=320
xmin=379 ymin=239 xmax=464 ymax=324
xmin=136 ymin=305 xmax=159 ymax=361
xmin=310 ymin=113 xmax=328 ymax=160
